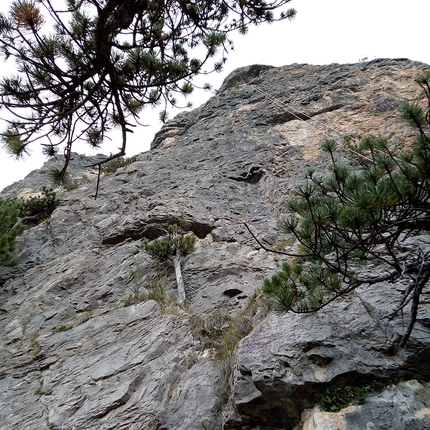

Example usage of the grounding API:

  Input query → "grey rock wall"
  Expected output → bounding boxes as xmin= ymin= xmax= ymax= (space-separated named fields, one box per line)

xmin=1 ymin=59 xmax=429 ymax=429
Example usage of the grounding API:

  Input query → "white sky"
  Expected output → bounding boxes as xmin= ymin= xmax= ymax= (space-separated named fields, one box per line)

xmin=1 ymin=0 xmax=430 ymax=191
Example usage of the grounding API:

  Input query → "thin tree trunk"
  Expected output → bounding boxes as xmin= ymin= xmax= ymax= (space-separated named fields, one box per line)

xmin=399 ymin=263 xmax=430 ymax=347
xmin=173 ymin=248 xmax=186 ymax=304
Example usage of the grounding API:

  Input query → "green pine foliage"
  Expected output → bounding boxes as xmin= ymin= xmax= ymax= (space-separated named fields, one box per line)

xmin=0 ymin=197 xmax=25 ymax=266
xmin=45 ymin=167 xmax=72 ymax=188
xmin=142 ymin=225 xmax=196 ymax=262
xmin=0 ymin=0 xmax=295 ymax=180
xmin=264 ymin=70 xmax=430 ymax=346
xmin=102 ymin=156 xmax=138 ymax=175
xmin=20 ymin=187 xmax=59 ymax=221
xmin=142 ymin=224 xmax=196 ymax=303
xmin=0 ymin=187 xmax=59 ymax=268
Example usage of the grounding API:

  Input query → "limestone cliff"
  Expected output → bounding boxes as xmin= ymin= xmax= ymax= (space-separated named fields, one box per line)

xmin=1 ymin=59 xmax=429 ymax=429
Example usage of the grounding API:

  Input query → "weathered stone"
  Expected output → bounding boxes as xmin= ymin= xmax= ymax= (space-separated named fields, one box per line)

xmin=302 ymin=380 xmax=430 ymax=430
xmin=4 ymin=319 xmax=24 ymax=344
xmin=226 ymin=278 xmax=430 ymax=429
xmin=1 ymin=59 xmax=430 ymax=429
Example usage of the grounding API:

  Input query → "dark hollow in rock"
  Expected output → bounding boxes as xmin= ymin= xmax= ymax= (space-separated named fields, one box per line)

xmin=223 ymin=288 xmax=243 ymax=298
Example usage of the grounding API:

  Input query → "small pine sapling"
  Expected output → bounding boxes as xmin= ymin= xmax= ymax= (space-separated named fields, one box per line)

xmin=142 ymin=225 xmax=196 ymax=303
xmin=20 ymin=187 xmax=59 ymax=223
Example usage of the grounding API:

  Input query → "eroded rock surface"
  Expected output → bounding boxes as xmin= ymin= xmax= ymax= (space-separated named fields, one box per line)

xmin=302 ymin=380 xmax=430 ymax=430
xmin=1 ymin=59 xmax=430 ymax=429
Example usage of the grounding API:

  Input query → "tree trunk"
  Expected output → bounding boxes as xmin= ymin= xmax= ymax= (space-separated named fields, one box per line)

xmin=173 ymin=248 xmax=186 ymax=304
xmin=399 ymin=263 xmax=430 ymax=347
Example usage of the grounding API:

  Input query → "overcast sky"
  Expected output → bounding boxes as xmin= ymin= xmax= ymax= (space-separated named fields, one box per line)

xmin=1 ymin=0 xmax=430 ymax=191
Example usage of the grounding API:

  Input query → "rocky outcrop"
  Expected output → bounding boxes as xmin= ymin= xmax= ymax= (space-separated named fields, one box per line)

xmin=225 ymin=276 xmax=430 ymax=429
xmin=1 ymin=59 xmax=429 ymax=429
xmin=302 ymin=380 xmax=430 ymax=430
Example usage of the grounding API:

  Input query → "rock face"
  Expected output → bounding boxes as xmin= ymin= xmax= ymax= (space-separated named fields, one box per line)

xmin=1 ymin=59 xmax=430 ymax=429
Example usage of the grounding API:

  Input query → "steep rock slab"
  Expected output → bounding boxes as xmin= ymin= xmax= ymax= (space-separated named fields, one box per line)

xmin=1 ymin=301 xmax=221 ymax=430
xmin=1 ymin=59 xmax=429 ymax=429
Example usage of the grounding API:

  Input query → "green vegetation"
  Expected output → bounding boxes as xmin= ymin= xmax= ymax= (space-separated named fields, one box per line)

xmin=191 ymin=291 xmax=268 ymax=402
xmin=123 ymin=260 xmax=173 ymax=308
xmin=0 ymin=0 xmax=295 ymax=182
xmin=27 ymin=331 xmax=41 ymax=358
xmin=45 ymin=167 xmax=73 ymax=188
xmin=123 ymin=261 xmax=147 ymax=307
xmin=319 ymin=381 xmax=385 ymax=412
xmin=0 ymin=188 xmax=59 ymax=269
xmin=63 ymin=180 xmax=80 ymax=191
xmin=55 ymin=325 xmax=73 ymax=333
xmin=20 ymin=187 xmax=59 ymax=222
xmin=142 ymin=225 xmax=196 ymax=303
xmin=191 ymin=292 xmax=265 ymax=360
xmin=54 ymin=310 xmax=93 ymax=333
xmin=142 ymin=225 xmax=196 ymax=262
xmin=0 ymin=196 xmax=25 ymax=266
xmin=264 ymin=70 xmax=430 ymax=347
xmin=126 ymin=251 xmax=268 ymax=404
xmin=102 ymin=155 xmax=138 ymax=175
xmin=272 ymin=237 xmax=296 ymax=252
xmin=33 ymin=383 xmax=43 ymax=396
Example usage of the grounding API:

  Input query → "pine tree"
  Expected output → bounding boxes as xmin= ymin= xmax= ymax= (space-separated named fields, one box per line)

xmin=0 ymin=188 xmax=59 ymax=269
xmin=0 ymin=197 xmax=25 ymax=266
xmin=19 ymin=186 xmax=59 ymax=223
xmin=142 ymin=224 xmax=196 ymax=303
xmin=0 ymin=0 xmax=295 ymax=185
xmin=263 ymin=70 xmax=430 ymax=347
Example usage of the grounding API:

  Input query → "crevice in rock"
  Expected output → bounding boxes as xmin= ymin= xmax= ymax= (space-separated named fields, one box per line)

xmin=271 ymin=103 xmax=344 ymax=125
xmin=271 ymin=111 xmax=311 ymax=124
xmin=93 ymin=373 xmax=144 ymax=419
xmin=227 ymin=166 xmax=264 ymax=184
xmin=223 ymin=288 xmax=243 ymax=298
xmin=313 ymin=103 xmax=345 ymax=116
xmin=102 ymin=218 xmax=214 ymax=245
